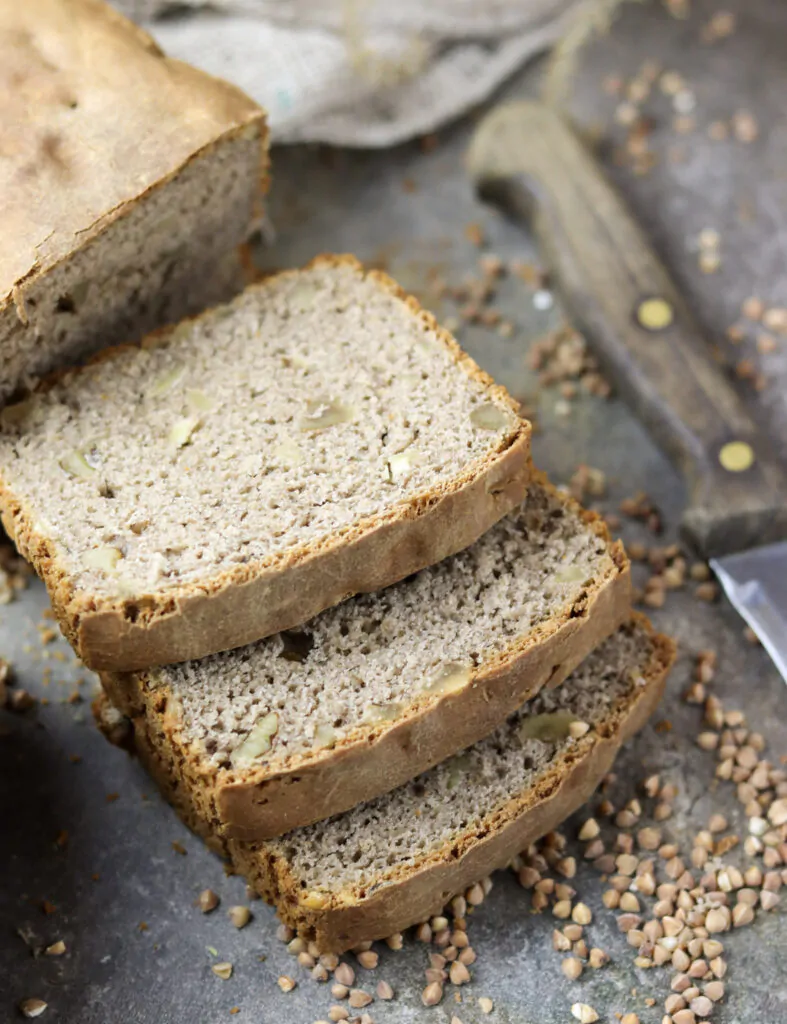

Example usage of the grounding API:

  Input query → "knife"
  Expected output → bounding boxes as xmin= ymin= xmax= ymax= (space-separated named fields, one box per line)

xmin=466 ymin=100 xmax=787 ymax=680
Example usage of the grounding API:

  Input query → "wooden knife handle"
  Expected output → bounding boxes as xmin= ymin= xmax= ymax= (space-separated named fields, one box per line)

xmin=469 ymin=101 xmax=787 ymax=557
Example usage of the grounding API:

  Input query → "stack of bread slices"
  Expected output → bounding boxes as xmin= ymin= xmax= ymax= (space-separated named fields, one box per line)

xmin=0 ymin=0 xmax=674 ymax=954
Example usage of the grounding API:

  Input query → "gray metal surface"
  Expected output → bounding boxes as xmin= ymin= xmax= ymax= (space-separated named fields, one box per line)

xmin=2 ymin=2 xmax=786 ymax=1022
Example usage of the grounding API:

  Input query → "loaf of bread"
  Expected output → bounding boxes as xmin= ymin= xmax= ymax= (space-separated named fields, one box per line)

xmin=101 ymin=472 xmax=630 ymax=838
xmin=0 ymin=0 xmax=268 ymax=403
xmin=0 ymin=256 xmax=531 ymax=671
xmin=108 ymin=616 xmax=673 ymax=951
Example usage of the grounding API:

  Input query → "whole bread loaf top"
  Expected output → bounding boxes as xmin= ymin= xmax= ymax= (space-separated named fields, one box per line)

xmin=0 ymin=0 xmax=264 ymax=303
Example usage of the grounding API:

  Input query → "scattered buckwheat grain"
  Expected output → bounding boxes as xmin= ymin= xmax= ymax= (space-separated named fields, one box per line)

xmin=227 ymin=906 xmax=251 ymax=929
xmin=421 ymin=982 xmax=443 ymax=1006
xmin=198 ymin=889 xmax=219 ymax=913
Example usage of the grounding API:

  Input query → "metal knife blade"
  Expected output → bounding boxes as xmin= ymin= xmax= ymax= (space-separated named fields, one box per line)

xmin=467 ymin=100 xmax=787 ymax=680
xmin=711 ymin=542 xmax=787 ymax=680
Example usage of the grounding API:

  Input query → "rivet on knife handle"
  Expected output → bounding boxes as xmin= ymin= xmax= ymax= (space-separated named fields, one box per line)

xmin=467 ymin=100 xmax=787 ymax=559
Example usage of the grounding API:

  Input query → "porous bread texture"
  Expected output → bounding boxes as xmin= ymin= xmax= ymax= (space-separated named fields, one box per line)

xmin=0 ymin=256 xmax=531 ymax=670
xmin=1 ymin=260 xmax=517 ymax=594
xmin=0 ymin=0 xmax=268 ymax=402
xmin=108 ymin=616 xmax=673 ymax=950
xmin=230 ymin=617 xmax=674 ymax=951
xmin=159 ymin=480 xmax=622 ymax=762
xmin=279 ymin=623 xmax=657 ymax=891
xmin=102 ymin=472 xmax=630 ymax=839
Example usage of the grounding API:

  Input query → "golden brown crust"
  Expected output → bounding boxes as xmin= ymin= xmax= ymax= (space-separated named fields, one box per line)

xmin=99 ymin=469 xmax=631 ymax=840
xmin=0 ymin=0 xmax=269 ymax=303
xmin=90 ymin=692 xmax=135 ymax=754
xmin=230 ymin=616 xmax=675 ymax=952
xmin=1 ymin=255 xmax=531 ymax=671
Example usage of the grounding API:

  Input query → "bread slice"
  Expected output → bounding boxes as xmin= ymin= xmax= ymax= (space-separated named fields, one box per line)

xmin=113 ymin=616 xmax=673 ymax=951
xmin=100 ymin=472 xmax=630 ymax=840
xmin=0 ymin=0 xmax=268 ymax=404
xmin=0 ymin=256 xmax=531 ymax=671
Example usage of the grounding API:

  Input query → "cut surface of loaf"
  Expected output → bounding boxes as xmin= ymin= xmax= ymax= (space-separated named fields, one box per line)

xmin=0 ymin=256 xmax=530 ymax=670
xmin=235 ymin=617 xmax=674 ymax=950
xmin=101 ymin=472 xmax=630 ymax=840
xmin=0 ymin=0 xmax=268 ymax=403
xmin=121 ymin=616 xmax=673 ymax=951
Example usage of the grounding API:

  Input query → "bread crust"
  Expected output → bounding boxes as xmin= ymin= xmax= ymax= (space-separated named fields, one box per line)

xmin=100 ymin=470 xmax=631 ymax=840
xmin=1 ymin=255 xmax=531 ymax=671
xmin=231 ymin=616 xmax=675 ymax=952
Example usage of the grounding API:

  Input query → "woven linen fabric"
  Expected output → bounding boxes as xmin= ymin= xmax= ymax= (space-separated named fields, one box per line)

xmin=111 ymin=0 xmax=584 ymax=146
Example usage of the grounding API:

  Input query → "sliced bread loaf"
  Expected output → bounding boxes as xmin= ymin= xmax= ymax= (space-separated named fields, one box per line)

xmin=0 ymin=256 xmax=531 ymax=671
xmin=119 ymin=616 xmax=674 ymax=951
xmin=0 ymin=0 xmax=268 ymax=404
xmin=101 ymin=472 xmax=630 ymax=840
